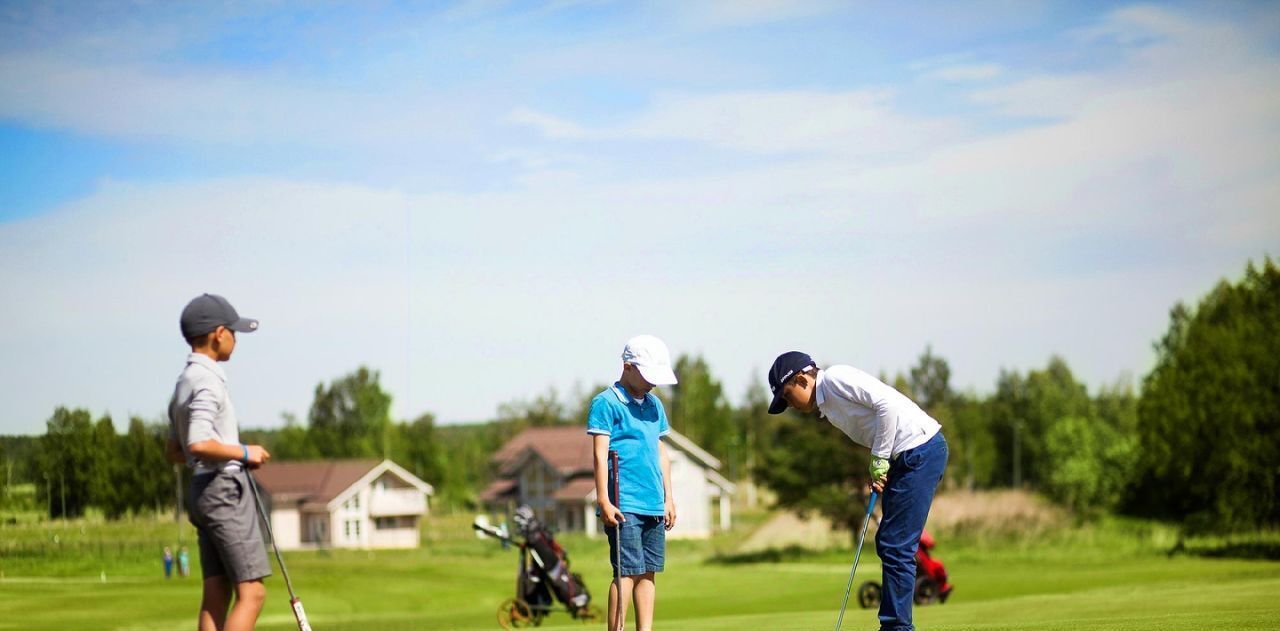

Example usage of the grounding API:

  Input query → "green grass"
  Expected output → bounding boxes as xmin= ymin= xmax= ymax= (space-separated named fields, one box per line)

xmin=2 ymin=512 xmax=1279 ymax=630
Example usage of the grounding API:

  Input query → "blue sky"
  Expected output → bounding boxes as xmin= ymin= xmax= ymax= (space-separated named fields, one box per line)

xmin=1 ymin=1 xmax=1277 ymax=434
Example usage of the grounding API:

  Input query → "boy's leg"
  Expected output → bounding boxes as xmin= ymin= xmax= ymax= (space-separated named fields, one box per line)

xmin=225 ymin=579 xmax=266 ymax=631
xmin=608 ymin=576 xmax=634 ymax=631
xmin=607 ymin=513 xmax=646 ymax=630
xmin=875 ymin=434 xmax=948 ymax=631
xmin=634 ymin=514 xmax=665 ymax=631
xmin=198 ymin=576 xmax=231 ymax=631
xmin=632 ymin=572 xmax=656 ymax=631
xmin=194 ymin=471 xmax=273 ymax=631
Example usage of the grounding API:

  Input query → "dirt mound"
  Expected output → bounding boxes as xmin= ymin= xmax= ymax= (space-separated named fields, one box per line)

xmin=926 ymin=489 xmax=1066 ymax=534
xmin=737 ymin=490 xmax=1063 ymax=552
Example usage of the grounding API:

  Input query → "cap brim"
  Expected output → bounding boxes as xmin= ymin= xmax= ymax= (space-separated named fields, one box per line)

xmin=228 ymin=318 xmax=259 ymax=333
xmin=637 ymin=364 xmax=678 ymax=386
xmin=768 ymin=393 xmax=788 ymax=415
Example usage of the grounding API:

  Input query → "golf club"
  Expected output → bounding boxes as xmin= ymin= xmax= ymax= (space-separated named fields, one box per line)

xmin=246 ymin=468 xmax=314 ymax=631
xmin=609 ymin=450 xmax=625 ymax=631
xmin=834 ymin=491 xmax=878 ymax=631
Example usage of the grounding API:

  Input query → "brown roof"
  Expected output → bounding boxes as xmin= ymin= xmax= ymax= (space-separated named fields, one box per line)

xmin=551 ymin=477 xmax=596 ymax=502
xmin=479 ymin=478 xmax=518 ymax=503
xmin=252 ymin=459 xmax=381 ymax=507
xmin=491 ymin=427 xmax=594 ymax=475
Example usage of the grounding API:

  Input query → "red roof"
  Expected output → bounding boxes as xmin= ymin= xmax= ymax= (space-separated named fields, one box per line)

xmin=251 ymin=459 xmax=381 ymax=507
xmin=491 ymin=427 xmax=595 ymax=475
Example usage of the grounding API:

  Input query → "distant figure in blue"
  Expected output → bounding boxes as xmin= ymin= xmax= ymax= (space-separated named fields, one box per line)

xmin=163 ymin=546 xmax=175 ymax=579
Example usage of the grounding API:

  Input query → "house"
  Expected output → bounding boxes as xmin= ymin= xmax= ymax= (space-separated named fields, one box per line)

xmin=252 ymin=458 xmax=434 ymax=550
xmin=480 ymin=427 xmax=735 ymax=539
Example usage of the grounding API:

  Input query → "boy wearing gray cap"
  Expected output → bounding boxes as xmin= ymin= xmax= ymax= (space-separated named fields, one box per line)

xmin=165 ymin=293 xmax=272 ymax=631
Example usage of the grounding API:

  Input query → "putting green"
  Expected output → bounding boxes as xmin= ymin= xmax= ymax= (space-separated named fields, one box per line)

xmin=3 ymin=540 xmax=1278 ymax=630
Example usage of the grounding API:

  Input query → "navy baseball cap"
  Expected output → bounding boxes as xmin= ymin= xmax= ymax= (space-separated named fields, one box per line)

xmin=767 ymin=351 xmax=816 ymax=414
xmin=180 ymin=294 xmax=259 ymax=339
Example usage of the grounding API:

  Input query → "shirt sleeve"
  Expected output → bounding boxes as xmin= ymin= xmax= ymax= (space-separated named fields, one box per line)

xmin=830 ymin=368 xmax=897 ymax=460
xmin=657 ymin=400 xmax=671 ymax=436
xmin=586 ymin=397 xmax=612 ymax=436
xmin=185 ymin=383 xmax=221 ymax=445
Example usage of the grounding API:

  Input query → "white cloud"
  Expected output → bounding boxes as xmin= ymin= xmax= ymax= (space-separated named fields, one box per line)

xmin=510 ymin=89 xmax=970 ymax=162
xmin=669 ymin=0 xmax=846 ymax=29
xmin=924 ymin=63 xmax=1004 ymax=82
xmin=1 ymin=4 xmax=1277 ymax=434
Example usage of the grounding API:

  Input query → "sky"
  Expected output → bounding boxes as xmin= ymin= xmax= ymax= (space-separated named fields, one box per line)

xmin=1 ymin=1 xmax=1277 ymax=435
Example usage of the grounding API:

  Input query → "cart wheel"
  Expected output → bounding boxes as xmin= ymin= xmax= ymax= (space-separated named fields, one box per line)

xmin=857 ymin=581 xmax=881 ymax=609
xmin=497 ymin=598 xmax=535 ymax=629
xmin=914 ymin=577 xmax=940 ymax=605
xmin=577 ymin=605 xmax=603 ymax=623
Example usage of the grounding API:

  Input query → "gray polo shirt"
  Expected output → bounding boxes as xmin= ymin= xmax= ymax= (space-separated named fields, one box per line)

xmin=168 ymin=353 xmax=243 ymax=475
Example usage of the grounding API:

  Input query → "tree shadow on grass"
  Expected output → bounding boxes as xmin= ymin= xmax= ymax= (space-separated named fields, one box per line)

xmin=707 ymin=545 xmax=829 ymax=565
xmin=1168 ymin=539 xmax=1280 ymax=561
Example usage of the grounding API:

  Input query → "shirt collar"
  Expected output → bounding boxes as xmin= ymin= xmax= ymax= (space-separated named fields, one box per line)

xmin=187 ymin=353 xmax=227 ymax=383
xmin=814 ymin=368 xmax=828 ymax=416
xmin=612 ymin=382 xmax=646 ymax=406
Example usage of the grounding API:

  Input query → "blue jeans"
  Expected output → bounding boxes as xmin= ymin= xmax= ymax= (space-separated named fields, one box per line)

xmin=877 ymin=432 xmax=948 ymax=631
xmin=606 ymin=513 xmax=666 ymax=576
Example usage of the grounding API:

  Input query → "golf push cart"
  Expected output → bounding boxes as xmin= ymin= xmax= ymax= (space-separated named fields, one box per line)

xmin=473 ymin=506 xmax=602 ymax=629
xmin=858 ymin=529 xmax=954 ymax=609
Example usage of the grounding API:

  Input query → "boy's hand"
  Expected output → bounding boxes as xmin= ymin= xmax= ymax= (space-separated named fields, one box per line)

xmin=245 ymin=445 xmax=271 ymax=468
xmin=664 ymin=500 xmax=677 ymax=531
xmin=869 ymin=457 xmax=889 ymax=493
xmin=599 ymin=501 xmax=625 ymax=528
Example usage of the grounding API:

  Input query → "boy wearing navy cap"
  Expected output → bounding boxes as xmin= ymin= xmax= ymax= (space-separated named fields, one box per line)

xmin=588 ymin=335 xmax=679 ymax=631
xmin=767 ymin=351 xmax=948 ymax=631
xmin=165 ymin=293 xmax=272 ymax=631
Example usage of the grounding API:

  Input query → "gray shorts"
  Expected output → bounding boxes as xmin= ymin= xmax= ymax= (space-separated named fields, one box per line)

xmin=188 ymin=468 xmax=272 ymax=583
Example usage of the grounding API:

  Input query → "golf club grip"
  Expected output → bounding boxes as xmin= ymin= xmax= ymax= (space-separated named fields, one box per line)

xmin=291 ymin=597 xmax=313 ymax=631
xmin=866 ymin=491 xmax=878 ymax=516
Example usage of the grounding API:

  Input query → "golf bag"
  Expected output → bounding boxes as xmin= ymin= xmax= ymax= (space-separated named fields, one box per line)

xmin=858 ymin=528 xmax=954 ymax=608
xmin=474 ymin=506 xmax=601 ymax=629
xmin=512 ymin=506 xmax=591 ymax=611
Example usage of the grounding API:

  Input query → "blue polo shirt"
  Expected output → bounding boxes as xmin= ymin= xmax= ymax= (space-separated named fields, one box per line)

xmin=586 ymin=382 xmax=670 ymax=516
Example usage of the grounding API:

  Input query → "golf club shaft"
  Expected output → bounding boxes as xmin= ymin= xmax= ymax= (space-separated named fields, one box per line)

xmin=834 ymin=491 xmax=878 ymax=631
xmin=609 ymin=450 xmax=624 ymax=631
xmin=245 ymin=467 xmax=298 ymax=600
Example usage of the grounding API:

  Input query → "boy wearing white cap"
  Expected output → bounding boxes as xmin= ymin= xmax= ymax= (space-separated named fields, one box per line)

xmin=587 ymin=335 xmax=678 ymax=631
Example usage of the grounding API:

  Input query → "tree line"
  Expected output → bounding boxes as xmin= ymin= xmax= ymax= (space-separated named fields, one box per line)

xmin=3 ymin=258 xmax=1275 ymax=533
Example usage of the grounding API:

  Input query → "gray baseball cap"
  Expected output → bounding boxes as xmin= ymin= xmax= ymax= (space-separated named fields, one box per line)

xmin=179 ymin=294 xmax=259 ymax=339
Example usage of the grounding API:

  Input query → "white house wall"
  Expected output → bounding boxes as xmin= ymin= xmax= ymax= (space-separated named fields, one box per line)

xmin=667 ymin=448 xmax=712 ymax=539
xmin=331 ymin=486 xmax=370 ymax=549
xmin=271 ymin=508 xmax=301 ymax=550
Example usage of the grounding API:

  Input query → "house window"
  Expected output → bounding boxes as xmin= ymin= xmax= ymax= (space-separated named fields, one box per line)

xmin=352 ymin=494 xmax=360 ymax=510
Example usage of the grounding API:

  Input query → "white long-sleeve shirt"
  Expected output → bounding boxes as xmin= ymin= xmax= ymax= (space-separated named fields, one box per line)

xmin=815 ymin=365 xmax=940 ymax=460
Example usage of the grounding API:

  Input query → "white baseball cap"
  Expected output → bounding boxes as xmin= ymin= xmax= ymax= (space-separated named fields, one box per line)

xmin=622 ymin=335 xmax=678 ymax=386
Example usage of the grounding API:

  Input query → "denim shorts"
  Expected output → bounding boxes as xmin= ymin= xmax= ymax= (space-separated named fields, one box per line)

xmin=606 ymin=513 xmax=665 ymax=576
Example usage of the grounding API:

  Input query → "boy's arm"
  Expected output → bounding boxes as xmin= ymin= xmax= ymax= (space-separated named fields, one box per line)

xmin=593 ymin=434 xmax=624 ymax=527
xmin=188 ymin=440 xmax=270 ymax=466
xmin=660 ymin=440 xmax=677 ymax=531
